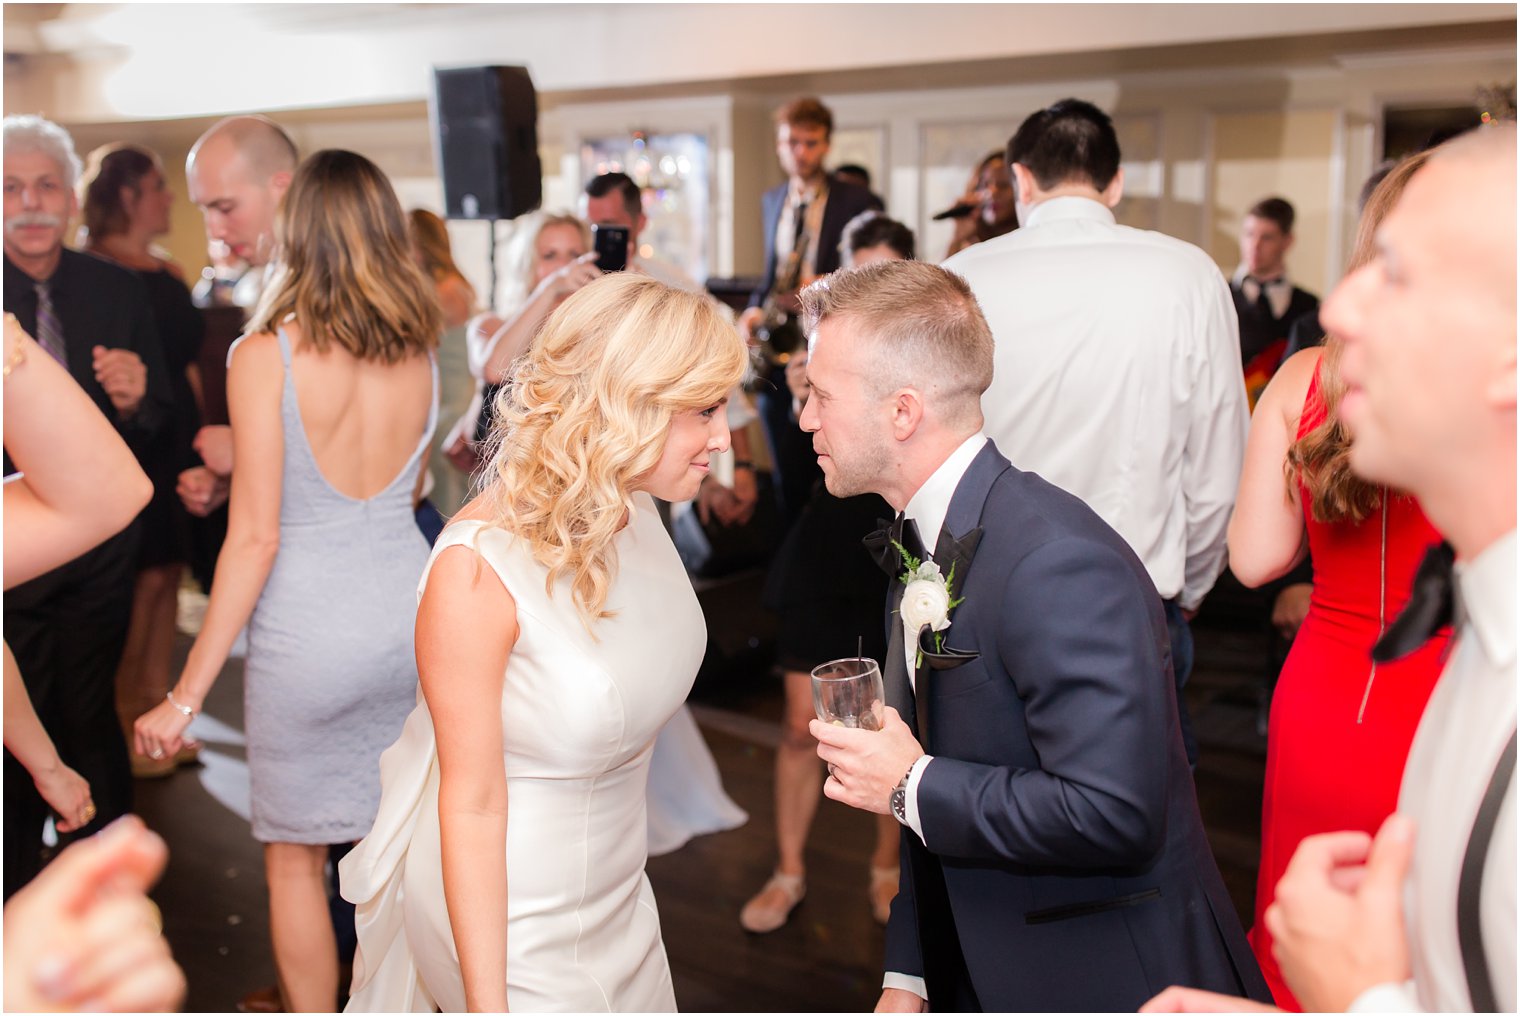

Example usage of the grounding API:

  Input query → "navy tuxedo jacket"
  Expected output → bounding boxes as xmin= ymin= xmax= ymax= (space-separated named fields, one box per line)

xmin=746 ymin=178 xmax=882 ymax=308
xmin=883 ymin=441 xmax=1269 ymax=1012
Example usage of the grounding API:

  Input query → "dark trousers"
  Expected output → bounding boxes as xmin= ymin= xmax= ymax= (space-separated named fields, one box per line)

xmin=756 ymin=364 xmax=822 ymax=532
xmin=329 ymin=841 xmax=357 ymax=966
xmin=1163 ymin=599 xmax=1199 ymax=769
xmin=3 ymin=526 xmax=140 ymax=899
xmin=414 ymin=498 xmax=445 ymax=547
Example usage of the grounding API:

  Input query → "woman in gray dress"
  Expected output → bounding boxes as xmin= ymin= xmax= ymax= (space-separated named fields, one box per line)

xmin=135 ymin=149 xmax=439 ymax=1011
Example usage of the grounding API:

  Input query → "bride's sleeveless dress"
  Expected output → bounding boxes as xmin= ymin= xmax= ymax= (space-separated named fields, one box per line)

xmin=340 ymin=495 xmax=704 ymax=1012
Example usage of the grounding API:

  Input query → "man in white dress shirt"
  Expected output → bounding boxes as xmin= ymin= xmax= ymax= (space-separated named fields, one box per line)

xmin=943 ymin=98 xmax=1248 ymax=765
xmin=1144 ymin=122 xmax=1515 ymax=1015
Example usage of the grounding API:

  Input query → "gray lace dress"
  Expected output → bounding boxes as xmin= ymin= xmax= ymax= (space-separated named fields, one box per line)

xmin=242 ymin=326 xmax=437 ymax=844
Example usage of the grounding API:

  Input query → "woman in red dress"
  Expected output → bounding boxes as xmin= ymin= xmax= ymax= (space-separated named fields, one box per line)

xmin=1226 ymin=150 xmax=1449 ymax=1010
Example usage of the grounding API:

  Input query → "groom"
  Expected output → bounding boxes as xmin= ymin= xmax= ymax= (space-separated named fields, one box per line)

xmin=803 ymin=260 xmax=1269 ymax=1012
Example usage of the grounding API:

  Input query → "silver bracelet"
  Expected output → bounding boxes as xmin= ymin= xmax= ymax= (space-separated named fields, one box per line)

xmin=166 ymin=690 xmax=196 ymax=719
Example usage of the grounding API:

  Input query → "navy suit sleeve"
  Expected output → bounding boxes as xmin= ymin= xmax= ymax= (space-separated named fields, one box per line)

xmin=916 ymin=538 xmax=1172 ymax=867
xmin=883 ymin=834 xmax=924 ymax=981
xmin=748 ymin=188 xmax=782 ymax=309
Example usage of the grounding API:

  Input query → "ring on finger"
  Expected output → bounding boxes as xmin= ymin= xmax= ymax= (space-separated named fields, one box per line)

xmin=81 ymin=802 xmax=97 ymax=823
xmin=144 ymin=899 xmax=163 ymax=935
xmin=149 ymin=747 xmax=164 ymax=760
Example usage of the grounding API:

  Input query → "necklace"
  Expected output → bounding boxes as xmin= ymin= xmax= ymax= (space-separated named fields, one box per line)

xmin=1356 ymin=485 xmax=1390 ymax=724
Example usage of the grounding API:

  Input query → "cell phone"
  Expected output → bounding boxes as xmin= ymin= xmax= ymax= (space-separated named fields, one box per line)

xmin=591 ymin=224 xmax=630 ymax=273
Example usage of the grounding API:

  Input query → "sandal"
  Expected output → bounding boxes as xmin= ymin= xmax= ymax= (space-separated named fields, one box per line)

xmin=740 ymin=870 xmax=806 ymax=934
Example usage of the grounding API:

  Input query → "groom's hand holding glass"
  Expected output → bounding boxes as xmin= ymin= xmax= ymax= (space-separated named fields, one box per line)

xmin=811 ymin=704 xmax=924 ymax=815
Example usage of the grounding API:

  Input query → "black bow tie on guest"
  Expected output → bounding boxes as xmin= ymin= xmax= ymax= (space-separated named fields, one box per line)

xmin=864 ymin=515 xmax=925 ymax=577
xmin=1372 ymin=541 xmax=1457 ymax=663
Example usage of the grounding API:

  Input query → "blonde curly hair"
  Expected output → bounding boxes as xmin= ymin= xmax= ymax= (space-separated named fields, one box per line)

xmin=480 ymin=272 xmax=747 ymax=629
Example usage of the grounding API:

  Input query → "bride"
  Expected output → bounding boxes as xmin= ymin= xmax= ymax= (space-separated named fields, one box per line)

xmin=340 ymin=272 xmax=748 ymax=1012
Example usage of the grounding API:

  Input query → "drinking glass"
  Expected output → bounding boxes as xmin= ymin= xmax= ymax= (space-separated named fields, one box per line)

xmin=811 ymin=657 xmax=885 ymax=731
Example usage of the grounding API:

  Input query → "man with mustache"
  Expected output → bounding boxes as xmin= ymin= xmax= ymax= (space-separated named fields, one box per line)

xmin=2 ymin=113 xmax=171 ymax=897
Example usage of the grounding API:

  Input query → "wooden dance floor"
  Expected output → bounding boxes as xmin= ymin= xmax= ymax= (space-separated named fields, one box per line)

xmin=138 ymin=571 xmax=1269 ymax=1012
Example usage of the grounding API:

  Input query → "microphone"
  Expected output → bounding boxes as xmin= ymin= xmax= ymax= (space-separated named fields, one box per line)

xmin=932 ymin=202 xmax=977 ymax=221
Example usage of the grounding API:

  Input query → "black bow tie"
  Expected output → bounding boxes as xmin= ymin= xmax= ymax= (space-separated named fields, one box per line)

xmin=1373 ymin=541 xmax=1456 ymax=663
xmin=864 ymin=515 xmax=925 ymax=578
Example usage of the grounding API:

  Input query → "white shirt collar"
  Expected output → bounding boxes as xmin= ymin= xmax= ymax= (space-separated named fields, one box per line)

xmin=788 ymin=177 xmax=825 ymax=206
xmin=1231 ymin=263 xmax=1291 ymax=287
xmin=1022 ymin=195 xmax=1116 ymax=229
xmin=1456 ymin=529 xmax=1517 ymax=669
xmin=904 ymin=434 xmax=988 ymax=557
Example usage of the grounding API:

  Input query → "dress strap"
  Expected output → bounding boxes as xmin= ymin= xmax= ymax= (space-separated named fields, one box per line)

xmin=274 ymin=324 xmax=294 ymax=368
xmin=1294 ymin=349 xmax=1328 ymax=440
xmin=225 ymin=321 xmax=296 ymax=371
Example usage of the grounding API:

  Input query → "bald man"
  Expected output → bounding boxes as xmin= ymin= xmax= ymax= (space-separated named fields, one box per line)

xmin=1144 ymin=124 xmax=1516 ymax=1015
xmin=177 ymin=117 xmax=298 ymax=521
xmin=186 ymin=115 xmax=297 ymax=269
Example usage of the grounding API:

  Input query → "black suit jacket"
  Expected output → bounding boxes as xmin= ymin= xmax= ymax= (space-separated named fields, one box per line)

xmin=747 ymin=178 xmax=883 ymax=308
xmin=1231 ymin=279 xmax=1320 ymax=372
xmin=883 ymin=441 xmax=1270 ymax=1012
xmin=4 ymin=250 xmax=171 ymax=602
xmin=4 ymin=250 xmax=171 ymax=460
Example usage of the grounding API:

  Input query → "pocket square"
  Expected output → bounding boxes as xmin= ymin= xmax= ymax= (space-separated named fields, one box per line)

xmin=916 ymin=628 xmax=979 ymax=671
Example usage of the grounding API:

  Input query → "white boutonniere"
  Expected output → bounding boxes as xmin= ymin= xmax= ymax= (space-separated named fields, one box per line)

xmin=893 ymin=540 xmax=964 ymax=670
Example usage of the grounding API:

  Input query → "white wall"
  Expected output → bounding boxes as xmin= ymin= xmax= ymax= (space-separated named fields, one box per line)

xmin=28 ymin=8 xmax=1514 ymax=300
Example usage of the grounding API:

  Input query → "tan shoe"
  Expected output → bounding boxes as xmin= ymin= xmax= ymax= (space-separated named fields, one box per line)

xmin=173 ymin=739 xmax=204 ymax=767
xmin=739 ymin=871 xmax=805 ymax=934
xmin=869 ymin=865 xmax=898 ymax=925
xmin=130 ymin=750 xmax=179 ymax=779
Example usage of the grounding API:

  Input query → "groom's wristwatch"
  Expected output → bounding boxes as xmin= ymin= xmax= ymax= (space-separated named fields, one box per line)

xmin=890 ymin=763 xmax=916 ymax=824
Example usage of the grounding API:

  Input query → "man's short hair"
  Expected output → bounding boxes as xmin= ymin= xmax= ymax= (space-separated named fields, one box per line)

xmin=584 ymin=171 xmax=642 ymax=223
xmin=841 ymin=211 xmax=916 ymax=262
xmin=800 ymin=260 xmax=992 ymax=425
xmin=1006 ymin=98 xmax=1121 ymax=192
xmin=834 ymin=163 xmax=871 ymax=189
xmin=2 ymin=114 xmax=83 ymax=191
xmin=1246 ymin=196 xmax=1295 ymax=234
xmin=774 ymin=96 xmax=834 ymax=138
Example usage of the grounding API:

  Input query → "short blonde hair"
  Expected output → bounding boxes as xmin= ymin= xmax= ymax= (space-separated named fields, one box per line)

xmin=481 ymin=273 xmax=747 ymax=629
xmin=800 ymin=260 xmax=993 ymax=427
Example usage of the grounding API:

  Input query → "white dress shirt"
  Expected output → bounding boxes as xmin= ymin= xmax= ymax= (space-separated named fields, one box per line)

xmin=1231 ymin=264 xmax=1297 ymax=320
xmin=943 ymin=197 xmax=1247 ymax=609
xmin=774 ymin=179 xmax=826 ymax=276
xmin=1350 ymin=530 xmax=1516 ymax=1013
xmin=882 ymin=432 xmax=986 ymax=1002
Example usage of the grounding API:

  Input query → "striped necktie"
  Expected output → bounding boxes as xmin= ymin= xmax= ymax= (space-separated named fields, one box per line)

xmin=33 ymin=279 xmax=67 ymax=366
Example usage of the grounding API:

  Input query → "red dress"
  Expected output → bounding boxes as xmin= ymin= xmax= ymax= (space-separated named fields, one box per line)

xmin=1248 ymin=364 xmax=1450 ymax=1009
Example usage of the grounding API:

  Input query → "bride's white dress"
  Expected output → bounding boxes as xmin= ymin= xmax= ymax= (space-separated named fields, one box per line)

xmin=340 ymin=497 xmax=703 ymax=1012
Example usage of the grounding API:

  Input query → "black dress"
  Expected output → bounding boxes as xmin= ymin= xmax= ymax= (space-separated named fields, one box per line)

xmin=764 ymin=483 xmax=892 ymax=674
xmin=133 ymin=267 xmax=204 ymax=567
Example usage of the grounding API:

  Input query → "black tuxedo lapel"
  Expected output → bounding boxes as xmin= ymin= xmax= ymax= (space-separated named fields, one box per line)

xmin=940 ymin=441 xmax=1008 ymax=548
xmin=910 ymin=441 xmax=1006 ymax=750
xmin=884 ymin=584 xmax=913 ymax=731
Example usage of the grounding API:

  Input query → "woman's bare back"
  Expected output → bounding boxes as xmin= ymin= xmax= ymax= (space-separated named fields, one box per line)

xmin=284 ymin=321 xmax=434 ymax=501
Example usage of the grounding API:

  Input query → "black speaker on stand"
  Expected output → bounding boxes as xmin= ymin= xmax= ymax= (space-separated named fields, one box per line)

xmin=429 ymin=65 xmax=543 ymax=301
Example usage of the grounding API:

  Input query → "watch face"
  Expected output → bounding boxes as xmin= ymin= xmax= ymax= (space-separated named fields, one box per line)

xmin=891 ymin=788 xmax=907 ymax=822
